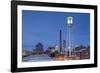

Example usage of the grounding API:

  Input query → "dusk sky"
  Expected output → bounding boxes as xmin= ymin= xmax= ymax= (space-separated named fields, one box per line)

xmin=22 ymin=10 xmax=90 ymax=51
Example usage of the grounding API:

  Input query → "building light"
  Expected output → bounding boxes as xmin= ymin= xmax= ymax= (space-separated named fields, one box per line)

xmin=67 ymin=16 xmax=73 ymax=27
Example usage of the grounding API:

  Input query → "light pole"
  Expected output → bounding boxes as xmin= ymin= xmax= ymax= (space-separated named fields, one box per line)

xmin=67 ymin=16 xmax=73 ymax=57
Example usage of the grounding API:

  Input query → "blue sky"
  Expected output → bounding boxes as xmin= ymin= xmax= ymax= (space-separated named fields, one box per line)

xmin=22 ymin=10 xmax=90 ymax=51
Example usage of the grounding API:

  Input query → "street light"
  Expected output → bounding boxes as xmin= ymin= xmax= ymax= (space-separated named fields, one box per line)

xmin=67 ymin=16 xmax=73 ymax=57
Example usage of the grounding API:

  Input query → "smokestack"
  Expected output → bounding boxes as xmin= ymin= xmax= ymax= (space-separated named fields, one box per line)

xmin=60 ymin=30 xmax=62 ymax=53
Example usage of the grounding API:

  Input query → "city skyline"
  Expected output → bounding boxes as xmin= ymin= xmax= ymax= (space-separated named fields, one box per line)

xmin=22 ymin=10 xmax=90 ymax=51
